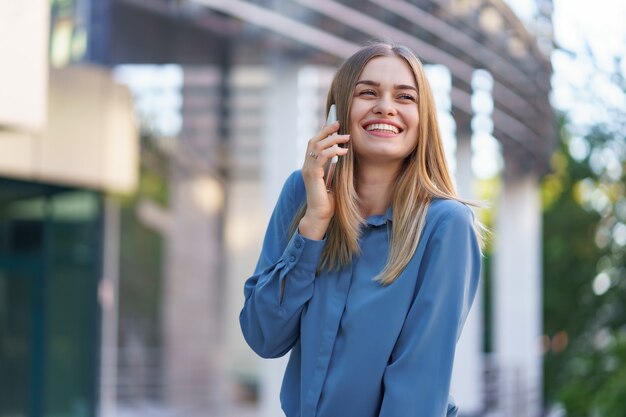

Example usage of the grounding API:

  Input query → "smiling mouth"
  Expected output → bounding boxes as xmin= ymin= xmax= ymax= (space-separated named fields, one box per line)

xmin=365 ymin=123 xmax=401 ymax=134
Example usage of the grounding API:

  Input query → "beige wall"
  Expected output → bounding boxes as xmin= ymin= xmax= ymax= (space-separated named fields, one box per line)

xmin=0 ymin=0 xmax=49 ymax=132
xmin=0 ymin=65 xmax=139 ymax=193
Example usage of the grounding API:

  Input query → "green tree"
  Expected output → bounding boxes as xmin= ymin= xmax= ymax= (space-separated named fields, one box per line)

xmin=543 ymin=63 xmax=626 ymax=415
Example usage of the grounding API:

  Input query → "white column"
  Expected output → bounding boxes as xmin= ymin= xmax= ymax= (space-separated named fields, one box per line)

xmin=493 ymin=174 xmax=542 ymax=417
xmin=164 ymin=172 xmax=223 ymax=409
xmin=259 ymin=63 xmax=331 ymax=417
xmin=260 ymin=64 xmax=302 ymax=417
xmin=262 ymin=65 xmax=304 ymax=206
xmin=99 ymin=197 xmax=121 ymax=417
xmin=450 ymin=133 xmax=484 ymax=415
xmin=163 ymin=67 xmax=224 ymax=412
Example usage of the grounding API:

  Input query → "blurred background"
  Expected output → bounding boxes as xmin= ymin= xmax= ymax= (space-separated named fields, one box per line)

xmin=0 ymin=0 xmax=624 ymax=416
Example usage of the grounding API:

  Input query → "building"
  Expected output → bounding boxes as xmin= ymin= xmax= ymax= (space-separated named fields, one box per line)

xmin=0 ymin=1 xmax=138 ymax=416
xmin=0 ymin=1 xmax=554 ymax=416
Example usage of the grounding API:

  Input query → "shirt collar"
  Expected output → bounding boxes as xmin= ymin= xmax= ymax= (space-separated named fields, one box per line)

xmin=364 ymin=206 xmax=393 ymax=227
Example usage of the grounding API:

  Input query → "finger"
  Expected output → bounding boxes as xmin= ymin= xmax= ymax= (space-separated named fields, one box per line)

xmin=316 ymin=134 xmax=350 ymax=152
xmin=309 ymin=121 xmax=340 ymax=145
xmin=318 ymin=144 xmax=349 ymax=160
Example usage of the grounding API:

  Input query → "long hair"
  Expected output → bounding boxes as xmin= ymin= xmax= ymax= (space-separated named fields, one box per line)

xmin=292 ymin=41 xmax=482 ymax=285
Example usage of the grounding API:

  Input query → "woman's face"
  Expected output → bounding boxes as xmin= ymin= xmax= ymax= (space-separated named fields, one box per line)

xmin=349 ymin=55 xmax=420 ymax=167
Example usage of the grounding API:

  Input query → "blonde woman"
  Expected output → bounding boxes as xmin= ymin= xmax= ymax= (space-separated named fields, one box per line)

xmin=240 ymin=42 xmax=482 ymax=417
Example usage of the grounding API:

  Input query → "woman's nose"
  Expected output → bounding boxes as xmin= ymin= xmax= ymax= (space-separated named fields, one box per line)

xmin=373 ymin=95 xmax=397 ymax=116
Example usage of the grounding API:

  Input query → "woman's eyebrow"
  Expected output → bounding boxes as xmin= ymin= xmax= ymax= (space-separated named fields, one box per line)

xmin=396 ymin=84 xmax=418 ymax=92
xmin=356 ymin=80 xmax=417 ymax=92
xmin=355 ymin=80 xmax=378 ymax=87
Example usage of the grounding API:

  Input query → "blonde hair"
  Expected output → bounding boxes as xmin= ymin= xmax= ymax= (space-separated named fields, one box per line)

xmin=292 ymin=41 xmax=482 ymax=285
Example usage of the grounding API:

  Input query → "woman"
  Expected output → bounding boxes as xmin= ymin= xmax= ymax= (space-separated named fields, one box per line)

xmin=240 ymin=41 xmax=482 ymax=417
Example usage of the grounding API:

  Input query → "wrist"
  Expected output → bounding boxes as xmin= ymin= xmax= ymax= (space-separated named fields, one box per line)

xmin=298 ymin=214 xmax=330 ymax=241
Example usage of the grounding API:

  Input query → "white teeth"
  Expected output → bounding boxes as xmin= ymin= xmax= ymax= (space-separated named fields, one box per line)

xmin=365 ymin=123 xmax=399 ymax=134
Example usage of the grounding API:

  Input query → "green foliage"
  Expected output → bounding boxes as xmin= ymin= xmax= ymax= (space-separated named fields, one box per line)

xmin=543 ymin=113 xmax=626 ymax=416
xmin=117 ymin=131 xmax=170 ymax=350
xmin=474 ymin=176 xmax=500 ymax=353
xmin=118 ymin=200 xmax=164 ymax=348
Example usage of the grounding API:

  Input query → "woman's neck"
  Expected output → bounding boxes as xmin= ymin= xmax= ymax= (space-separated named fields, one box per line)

xmin=355 ymin=163 xmax=399 ymax=218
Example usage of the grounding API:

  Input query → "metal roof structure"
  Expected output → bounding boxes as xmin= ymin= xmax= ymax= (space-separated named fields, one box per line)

xmin=114 ymin=0 xmax=555 ymax=179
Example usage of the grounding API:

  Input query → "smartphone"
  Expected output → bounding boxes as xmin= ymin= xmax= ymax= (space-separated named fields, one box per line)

xmin=324 ymin=104 xmax=338 ymax=191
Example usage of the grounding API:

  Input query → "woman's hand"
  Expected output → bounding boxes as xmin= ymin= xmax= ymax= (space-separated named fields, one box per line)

xmin=299 ymin=121 xmax=350 ymax=240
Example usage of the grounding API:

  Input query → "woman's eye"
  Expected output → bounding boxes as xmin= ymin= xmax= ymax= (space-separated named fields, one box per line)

xmin=398 ymin=94 xmax=416 ymax=101
xmin=359 ymin=89 xmax=376 ymax=96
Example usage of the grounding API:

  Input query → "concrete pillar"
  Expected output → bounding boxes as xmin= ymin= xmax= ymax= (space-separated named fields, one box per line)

xmin=451 ymin=130 xmax=484 ymax=415
xmin=99 ymin=197 xmax=120 ymax=417
xmin=449 ymin=65 xmax=486 ymax=414
xmin=223 ymin=66 xmax=272 ymax=408
xmin=493 ymin=173 xmax=542 ymax=417
xmin=262 ymin=66 xmax=302 ymax=206
xmin=164 ymin=172 xmax=223 ymax=411
xmin=163 ymin=67 xmax=225 ymax=414
xmin=259 ymin=63 xmax=301 ymax=417
xmin=259 ymin=63 xmax=332 ymax=417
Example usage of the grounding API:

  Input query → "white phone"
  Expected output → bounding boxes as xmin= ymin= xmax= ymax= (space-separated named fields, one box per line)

xmin=324 ymin=104 xmax=338 ymax=191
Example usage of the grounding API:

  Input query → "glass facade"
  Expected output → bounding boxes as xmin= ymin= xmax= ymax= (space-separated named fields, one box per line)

xmin=0 ymin=178 xmax=102 ymax=417
xmin=49 ymin=0 xmax=89 ymax=67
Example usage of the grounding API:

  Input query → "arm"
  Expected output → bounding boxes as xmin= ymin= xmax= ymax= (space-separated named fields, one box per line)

xmin=240 ymin=118 xmax=349 ymax=358
xmin=239 ymin=171 xmax=325 ymax=358
xmin=379 ymin=203 xmax=481 ymax=417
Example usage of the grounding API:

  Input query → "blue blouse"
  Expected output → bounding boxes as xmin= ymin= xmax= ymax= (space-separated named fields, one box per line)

xmin=240 ymin=171 xmax=481 ymax=417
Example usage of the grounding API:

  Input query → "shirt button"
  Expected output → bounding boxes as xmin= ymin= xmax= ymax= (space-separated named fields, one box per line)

xmin=295 ymin=240 xmax=302 ymax=248
xmin=289 ymin=255 xmax=296 ymax=262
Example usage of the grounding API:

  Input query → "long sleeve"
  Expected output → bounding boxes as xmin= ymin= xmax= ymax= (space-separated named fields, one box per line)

xmin=378 ymin=202 xmax=481 ymax=417
xmin=239 ymin=171 xmax=325 ymax=359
